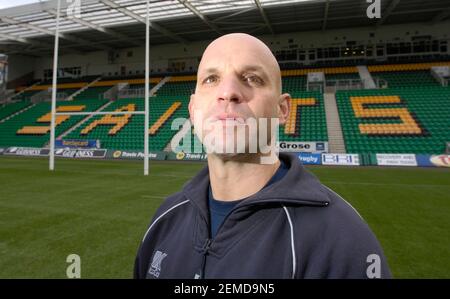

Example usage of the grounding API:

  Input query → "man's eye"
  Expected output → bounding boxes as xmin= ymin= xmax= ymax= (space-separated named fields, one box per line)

xmin=203 ymin=76 xmax=217 ymax=84
xmin=244 ymin=75 xmax=263 ymax=85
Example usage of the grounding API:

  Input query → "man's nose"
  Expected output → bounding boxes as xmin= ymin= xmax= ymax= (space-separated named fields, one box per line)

xmin=216 ymin=76 xmax=244 ymax=104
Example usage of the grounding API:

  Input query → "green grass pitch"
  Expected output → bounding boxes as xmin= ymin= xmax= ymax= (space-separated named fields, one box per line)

xmin=0 ymin=156 xmax=448 ymax=278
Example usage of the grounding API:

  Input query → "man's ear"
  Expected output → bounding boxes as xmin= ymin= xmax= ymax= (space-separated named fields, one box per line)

xmin=278 ymin=93 xmax=291 ymax=125
xmin=189 ymin=94 xmax=195 ymax=123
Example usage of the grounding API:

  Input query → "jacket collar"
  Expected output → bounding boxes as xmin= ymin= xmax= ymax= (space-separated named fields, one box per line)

xmin=182 ymin=153 xmax=331 ymax=217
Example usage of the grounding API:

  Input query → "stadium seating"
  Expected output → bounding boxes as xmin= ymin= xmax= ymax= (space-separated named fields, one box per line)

xmin=3 ymin=62 xmax=449 ymax=155
xmin=371 ymin=71 xmax=440 ymax=88
xmin=0 ymin=99 xmax=108 ymax=148
xmin=63 ymin=78 xmax=195 ymax=151
xmin=367 ymin=61 xmax=450 ymax=72
xmin=336 ymin=87 xmax=450 ymax=154
xmin=0 ymin=100 xmax=32 ymax=121
xmin=281 ymin=66 xmax=358 ymax=76
xmin=154 ymin=79 xmax=195 ymax=97
xmin=281 ymin=74 xmax=328 ymax=142
xmin=73 ymin=86 xmax=112 ymax=101
xmin=282 ymin=75 xmax=307 ymax=92
xmin=11 ymin=90 xmax=40 ymax=102
xmin=63 ymin=98 xmax=186 ymax=151
xmin=280 ymin=90 xmax=328 ymax=142
xmin=325 ymin=73 xmax=361 ymax=81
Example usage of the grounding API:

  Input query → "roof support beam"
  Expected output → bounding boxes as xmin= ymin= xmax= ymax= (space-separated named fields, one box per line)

xmin=0 ymin=32 xmax=33 ymax=44
xmin=177 ymin=0 xmax=222 ymax=35
xmin=46 ymin=8 xmax=142 ymax=47
xmin=100 ymin=0 xmax=187 ymax=44
xmin=376 ymin=0 xmax=401 ymax=27
xmin=212 ymin=7 xmax=255 ymax=22
xmin=0 ymin=16 xmax=111 ymax=51
xmin=254 ymin=0 xmax=274 ymax=35
xmin=0 ymin=32 xmax=56 ymax=49
xmin=430 ymin=9 xmax=450 ymax=24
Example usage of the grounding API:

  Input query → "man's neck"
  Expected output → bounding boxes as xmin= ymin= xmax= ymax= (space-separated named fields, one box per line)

xmin=207 ymin=153 xmax=281 ymax=202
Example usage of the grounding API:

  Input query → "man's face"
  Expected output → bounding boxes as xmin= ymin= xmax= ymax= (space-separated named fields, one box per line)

xmin=189 ymin=33 xmax=289 ymax=157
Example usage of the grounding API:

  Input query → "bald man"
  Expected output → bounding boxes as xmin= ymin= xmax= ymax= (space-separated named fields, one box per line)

xmin=134 ymin=33 xmax=391 ymax=279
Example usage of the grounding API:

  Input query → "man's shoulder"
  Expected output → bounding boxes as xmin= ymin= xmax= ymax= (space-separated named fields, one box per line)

xmin=150 ymin=191 xmax=190 ymax=220
xmin=322 ymin=185 xmax=366 ymax=225
xmin=288 ymin=184 xmax=391 ymax=278
xmin=288 ymin=183 xmax=377 ymax=243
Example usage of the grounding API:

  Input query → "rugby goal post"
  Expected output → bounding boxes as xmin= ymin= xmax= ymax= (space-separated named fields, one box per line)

xmin=49 ymin=0 xmax=152 ymax=175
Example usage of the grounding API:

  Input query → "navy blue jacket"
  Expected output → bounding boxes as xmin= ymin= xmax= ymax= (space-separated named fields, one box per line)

xmin=134 ymin=153 xmax=391 ymax=279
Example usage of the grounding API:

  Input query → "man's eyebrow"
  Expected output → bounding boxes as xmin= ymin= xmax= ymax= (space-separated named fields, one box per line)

xmin=240 ymin=65 xmax=266 ymax=73
xmin=199 ymin=65 xmax=269 ymax=77
xmin=199 ymin=67 xmax=219 ymax=76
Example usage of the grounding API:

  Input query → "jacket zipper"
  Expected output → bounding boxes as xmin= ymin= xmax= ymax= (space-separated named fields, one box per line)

xmin=195 ymin=199 xmax=327 ymax=278
xmin=199 ymin=238 xmax=211 ymax=279
xmin=211 ymin=199 xmax=328 ymax=241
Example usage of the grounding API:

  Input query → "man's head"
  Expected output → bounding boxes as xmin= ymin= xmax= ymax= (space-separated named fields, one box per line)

xmin=189 ymin=33 xmax=290 ymax=160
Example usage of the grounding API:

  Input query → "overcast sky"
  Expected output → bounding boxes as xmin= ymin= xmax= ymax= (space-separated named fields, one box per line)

xmin=0 ymin=0 xmax=48 ymax=10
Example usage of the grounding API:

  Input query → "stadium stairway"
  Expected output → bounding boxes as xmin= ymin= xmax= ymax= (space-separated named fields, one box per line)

xmin=67 ymin=76 xmax=102 ymax=100
xmin=0 ymin=101 xmax=32 ymax=122
xmin=323 ymin=92 xmax=346 ymax=153
xmin=150 ymin=76 xmax=171 ymax=95
xmin=0 ymin=102 xmax=36 ymax=124
xmin=357 ymin=66 xmax=376 ymax=89
xmin=7 ymin=81 xmax=41 ymax=102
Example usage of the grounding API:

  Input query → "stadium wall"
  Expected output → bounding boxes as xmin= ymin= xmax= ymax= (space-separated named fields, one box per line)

xmin=7 ymin=54 xmax=35 ymax=82
xmin=7 ymin=21 xmax=450 ymax=82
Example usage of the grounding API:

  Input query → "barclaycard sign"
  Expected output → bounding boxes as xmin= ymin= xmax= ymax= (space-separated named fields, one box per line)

xmin=55 ymin=139 xmax=99 ymax=149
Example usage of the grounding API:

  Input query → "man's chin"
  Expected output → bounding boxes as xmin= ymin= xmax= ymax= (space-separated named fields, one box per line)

xmin=209 ymin=152 xmax=256 ymax=162
xmin=211 ymin=152 xmax=237 ymax=160
xmin=205 ymin=147 xmax=244 ymax=157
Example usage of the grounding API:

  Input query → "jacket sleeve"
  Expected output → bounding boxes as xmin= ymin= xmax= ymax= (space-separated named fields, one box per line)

xmin=321 ymin=216 xmax=392 ymax=279
xmin=133 ymin=255 xmax=141 ymax=279
xmin=132 ymin=192 xmax=186 ymax=279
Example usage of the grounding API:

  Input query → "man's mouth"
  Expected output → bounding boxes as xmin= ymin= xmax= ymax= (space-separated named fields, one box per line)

xmin=216 ymin=113 xmax=246 ymax=124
